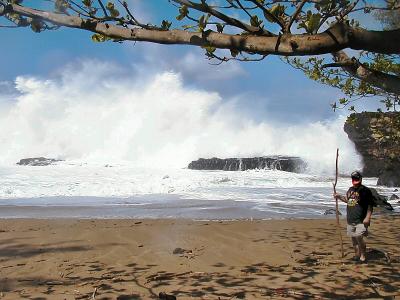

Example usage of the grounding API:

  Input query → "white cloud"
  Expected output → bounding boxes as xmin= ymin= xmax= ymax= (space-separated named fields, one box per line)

xmin=125 ymin=41 xmax=246 ymax=83
xmin=175 ymin=50 xmax=246 ymax=81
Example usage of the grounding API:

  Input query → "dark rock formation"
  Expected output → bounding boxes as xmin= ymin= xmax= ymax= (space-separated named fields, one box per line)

xmin=188 ymin=156 xmax=307 ymax=173
xmin=389 ymin=194 xmax=399 ymax=200
xmin=370 ymin=188 xmax=394 ymax=211
xmin=324 ymin=208 xmax=342 ymax=216
xmin=16 ymin=157 xmax=63 ymax=166
xmin=344 ymin=112 xmax=400 ymax=187
xmin=377 ymin=168 xmax=400 ymax=187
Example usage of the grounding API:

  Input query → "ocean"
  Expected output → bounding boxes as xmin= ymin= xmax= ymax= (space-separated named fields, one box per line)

xmin=0 ymin=163 xmax=398 ymax=219
xmin=1 ymin=70 xmax=398 ymax=219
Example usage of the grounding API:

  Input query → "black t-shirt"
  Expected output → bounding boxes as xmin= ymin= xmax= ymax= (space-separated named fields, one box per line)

xmin=346 ymin=184 xmax=373 ymax=224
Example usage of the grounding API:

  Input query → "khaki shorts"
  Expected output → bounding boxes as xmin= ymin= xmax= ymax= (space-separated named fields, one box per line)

xmin=347 ymin=223 xmax=368 ymax=237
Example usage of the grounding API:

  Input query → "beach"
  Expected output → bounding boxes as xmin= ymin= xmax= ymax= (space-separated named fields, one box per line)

xmin=0 ymin=216 xmax=399 ymax=299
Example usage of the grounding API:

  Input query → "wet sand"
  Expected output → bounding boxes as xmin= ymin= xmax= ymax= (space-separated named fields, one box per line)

xmin=0 ymin=217 xmax=399 ymax=299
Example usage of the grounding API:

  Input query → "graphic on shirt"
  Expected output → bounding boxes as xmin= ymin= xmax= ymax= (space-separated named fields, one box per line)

xmin=347 ymin=191 xmax=360 ymax=207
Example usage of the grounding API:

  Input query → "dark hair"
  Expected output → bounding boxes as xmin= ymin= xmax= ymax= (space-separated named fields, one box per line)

xmin=351 ymin=171 xmax=362 ymax=180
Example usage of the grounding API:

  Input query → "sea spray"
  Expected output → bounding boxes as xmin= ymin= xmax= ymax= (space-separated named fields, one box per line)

xmin=0 ymin=60 xmax=361 ymax=174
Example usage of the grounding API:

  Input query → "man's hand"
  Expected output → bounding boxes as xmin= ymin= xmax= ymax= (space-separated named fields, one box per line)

xmin=363 ymin=218 xmax=371 ymax=227
xmin=333 ymin=193 xmax=347 ymax=203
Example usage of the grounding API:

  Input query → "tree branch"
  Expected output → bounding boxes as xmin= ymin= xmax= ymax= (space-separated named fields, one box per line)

xmin=5 ymin=3 xmax=400 ymax=57
xmin=349 ymin=26 xmax=400 ymax=54
xmin=333 ymin=51 xmax=400 ymax=95
xmin=285 ymin=0 xmax=307 ymax=33
xmin=171 ymin=0 xmax=274 ymax=36
xmin=248 ymin=0 xmax=285 ymax=31
xmin=97 ymin=0 xmax=109 ymax=17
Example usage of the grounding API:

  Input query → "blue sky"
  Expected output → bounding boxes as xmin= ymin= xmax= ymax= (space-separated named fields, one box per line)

xmin=0 ymin=1 xmax=380 ymax=124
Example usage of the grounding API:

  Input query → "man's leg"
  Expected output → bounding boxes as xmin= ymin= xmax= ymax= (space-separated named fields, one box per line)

xmin=355 ymin=236 xmax=366 ymax=261
xmin=352 ymin=237 xmax=360 ymax=258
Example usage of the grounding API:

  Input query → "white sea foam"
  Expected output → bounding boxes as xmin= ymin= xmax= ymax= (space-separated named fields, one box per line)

xmin=1 ymin=164 xmax=398 ymax=219
xmin=0 ymin=60 xmax=360 ymax=175
xmin=0 ymin=163 xmax=387 ymax=200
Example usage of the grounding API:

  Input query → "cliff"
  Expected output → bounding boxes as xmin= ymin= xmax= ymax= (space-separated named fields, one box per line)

xmin=344 ymin=112 xmax=400 ymax=187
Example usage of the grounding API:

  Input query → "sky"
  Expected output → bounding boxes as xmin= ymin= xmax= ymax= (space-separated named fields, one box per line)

xmin=0 ymin=0 xmax=384 ymax=125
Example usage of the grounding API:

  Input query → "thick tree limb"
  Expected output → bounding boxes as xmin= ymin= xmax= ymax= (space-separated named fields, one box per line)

xmin=5 ymin=3 xmax=400 ymax=56
xmin=332 ymin=51 xmax=400 ymax=95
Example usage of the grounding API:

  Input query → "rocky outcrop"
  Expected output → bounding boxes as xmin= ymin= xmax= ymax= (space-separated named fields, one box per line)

xmin=188 ymin=156 xmax=307 ymax=173
xmin=16 ymin=157 xmax=63 ymax=166
xmin=370 ymin=188 xmax=394 ymax=211
xmin=344 ymin=112 xmax=400 ymax=187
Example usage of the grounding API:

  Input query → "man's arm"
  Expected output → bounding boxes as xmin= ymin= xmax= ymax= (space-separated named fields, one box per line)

xmin=363 ymin=189 xmax=374 ymax=226
xmin=334 ymin=193 xmax=348 ymax=203
xmin=363 ymin=205 xmax=373 ymax=226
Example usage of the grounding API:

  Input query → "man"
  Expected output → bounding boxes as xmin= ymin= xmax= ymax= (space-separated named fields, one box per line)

xmin=334 ymin=171 xmax=373 ymax=263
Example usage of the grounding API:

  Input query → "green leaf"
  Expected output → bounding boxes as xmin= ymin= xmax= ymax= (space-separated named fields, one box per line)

xmin=230 ymin=49 xmax=239 ymax=57
xmin=161 ymin=20 xmax=172 ymax=30
xmin=106 ymin=2 xmax=119 ymax=17
xmin=315 ymin=0 xmax=332 ymax=12
xmin=264 ymin=4 xmax=285 ymax=23
xmin=202 ymin=45 xmax=216 ymax=57
xmin=307 ymin=13 xmax=321 ymax=33
xmin=30 ymin=19 xmax=43 ymax=33
xmin=106 ymin=2 xmax=115 ymax=10
xmin=91 ymin=33 xmax=110 ymax=42
xmin=182 ymin=24 xmax=195 ymax=30
xmin=82 ymin=0 xmax=92 ymax=7
xmin=176 ymin=5 xmax=188 ymax=21
xmin=216 ymin=23 xmax=224 ymax=33
xmin=250 ymin=15 xmax=262 ymax=27
xmin=55 ymin=0 xmax=69 ymax=13
xmin=198 ymin=15 xmax=206 ymax=31
xmin=111 ymin=8 xmax=119 ymax=17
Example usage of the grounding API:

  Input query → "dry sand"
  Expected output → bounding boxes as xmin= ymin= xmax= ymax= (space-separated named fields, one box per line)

xmin=0 ymin=216 xmax=399 ymax=299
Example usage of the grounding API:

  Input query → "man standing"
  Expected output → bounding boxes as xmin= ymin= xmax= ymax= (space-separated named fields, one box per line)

xmin=334 ymin=171 xmax=373 ymax=263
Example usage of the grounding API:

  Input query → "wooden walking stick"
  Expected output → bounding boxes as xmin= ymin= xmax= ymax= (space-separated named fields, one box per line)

xmin=333 ymin=148 xmax=344 ymax=258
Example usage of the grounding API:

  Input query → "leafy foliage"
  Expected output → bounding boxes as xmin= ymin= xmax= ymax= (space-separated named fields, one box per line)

xmin=286 ymin=53 xmax=400 ymax=112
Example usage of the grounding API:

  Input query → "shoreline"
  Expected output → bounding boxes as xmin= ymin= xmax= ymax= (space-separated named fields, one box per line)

xmin=1 ymin=216 xmax=399 ymax=299
xmin=0 ymin=202 xmax=396 ymax=220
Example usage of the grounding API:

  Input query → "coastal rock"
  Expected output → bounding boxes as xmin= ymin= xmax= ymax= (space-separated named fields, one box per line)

xmin=370 ymin=188 xmax=394 ymax=211
xmin=377 ymin=168 xmax=400 ymax=187
xmin=188 ymin=156 xmax=307 ymax=173
xmin=344 ymin=112 xmax=400 ymax=187
xmin=389 ymin=194 xmax=399 ymax=200
xmin=16 ymin=157 xmax=63 ymax=166
xmin=323 ymin=208 xmax=342 ymax=216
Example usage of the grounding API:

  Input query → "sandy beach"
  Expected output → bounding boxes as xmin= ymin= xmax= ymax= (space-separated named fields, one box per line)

xmin=0 ymin=216 xmax=399 ymax=299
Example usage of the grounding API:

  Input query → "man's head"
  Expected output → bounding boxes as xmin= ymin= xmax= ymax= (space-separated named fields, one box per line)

xmin=351 ymin=171 xmax=362 ymax=186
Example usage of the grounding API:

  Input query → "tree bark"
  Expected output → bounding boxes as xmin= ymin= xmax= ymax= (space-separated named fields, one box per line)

xmin=6 ymin=3 xmax=400 ymax=56
xmin=333 ymin=51 xmax=400 ymax=95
